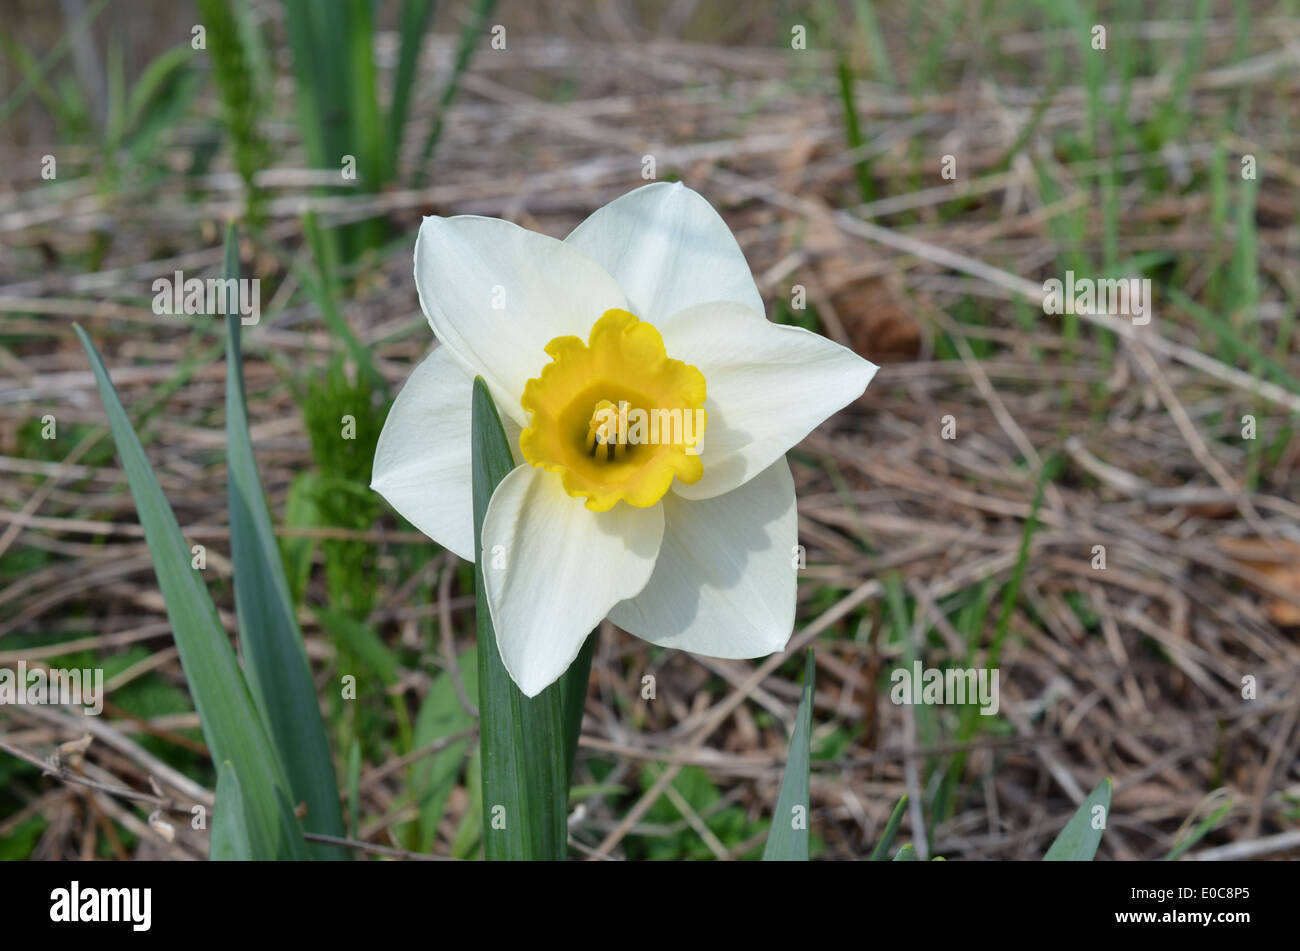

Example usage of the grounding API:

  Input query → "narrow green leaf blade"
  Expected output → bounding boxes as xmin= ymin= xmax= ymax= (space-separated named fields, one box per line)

xmin=346 ymin=740 xmax=362 ymax=843
xmin=416 ymin=0 xmax=499 ymax=176
xmin=314 ymin=606 xmax=399 ymax=687
xmin=1163 ymin=793 xmax=1233 ymax=861
xmin=870 ymin=794 xmax=909 ymax=861
xmin=74 ymin=323 xmax=306 ymax=859
xmin=123 ymin=44 xmax=193 ymax=134
xmin=412 ymin=649 xmax=478 ymax=852
xmin=892 ymin=843 xmax=917 ymax=861
xmin=385 ymin=0 xmax=436 ymax=182
xmin=343 ymin=0 xmax=382 ymax=188
xmin=224 ymin=225 xmax=345 ymax=858
xmin=471 ymin=377 xmax=568 ymax=860
xmin=451 ymin=746 xmax=484 ymax=859
xmin=211 ymin=761 xmax=253 ymax=860
xmin=762 ymin=649 xmax=815 ymax=861
xmin=279 ymin=472 xmax=321 ymax=604
xmin=297 ymin=210 xmax=387 ymax=392
xmin=1043 ymin=777 xmax=1112 ymax=861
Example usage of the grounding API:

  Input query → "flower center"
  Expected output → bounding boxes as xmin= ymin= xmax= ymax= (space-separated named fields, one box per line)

xmin=586 ymin=399 xmax=629 ymax=460
xmin=520 ymin=309 xmax=707 ymax=511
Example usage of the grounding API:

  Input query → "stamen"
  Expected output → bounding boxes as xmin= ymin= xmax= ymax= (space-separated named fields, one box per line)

xmin=586 ymin=399 xmax=629 ymax=462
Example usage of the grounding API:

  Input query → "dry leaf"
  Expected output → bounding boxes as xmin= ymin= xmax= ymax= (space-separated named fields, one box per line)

xmin=1217 ymin=538 xmax=1300 ymax=627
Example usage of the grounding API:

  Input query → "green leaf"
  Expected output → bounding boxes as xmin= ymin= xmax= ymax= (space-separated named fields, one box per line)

xmin=314 ymin=607 xmax=399 ymax=687
xmin=892 ymin=843 xmax=917 ymax=861
xmin=281 ymin=0 xmax=345 ymax=170
xmin=762 ymin=649 xmax=815 ymax=861
xmin=297 ymin=210 xmax=387 ymax=392
xmin=346 ymin=740 xmax=362 ymax=842
xmin=343 ymin=0 xmax=382 ymax=189
xmin=74 ymin=323 xmax=306 ymax=860
xmin=415 ymin=0 xmax=500 ymax=176
xmin=281 ymin=0 xmax=389 ymax=254
xmin=870 ymin=794 xmax=909 ymax=861
xmin=386 ymin=0 xmax=436 ymax=182
xmin=471 ymin=378 xmax=569 ymax=860
xmin=224 ymin=224 xmax=345 ymax=858
xmin=279 ymin=472 xmax=322 ymax=604
xmin=123 ymin=44 xmax=194 ymax=138
xmin=0 ymin=0 xmax=109 ymax=125
xmin=412 ymin=650 xmax=478 ymax=852
xmin=0 ymin=816 xmax=45 ymax=860
xmin=451 ymin=746 xmax=484 ymax=859
xmin=126 ymin=59 xmax=201 ymax=166
xmin=1043 ymin=778 xmax=1112 ymax=861
xmin=210 ymin=761 xmax=253 ymax=860
xmin=1163 ymin=793 xmax=1233 ymax=861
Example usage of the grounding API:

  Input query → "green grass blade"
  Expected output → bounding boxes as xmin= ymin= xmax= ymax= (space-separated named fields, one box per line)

xmin=314 ymin=607 xmax=400 ymax=688
xmin=343 ymin=0 xmax=383 ymax=188
xmin=1043 ymin=777 xmax=1112 ymax=861
xmin=125 ymin=67 xmax=201 ymax=168
xmin=74 ymin=324 xmax=307 ymax=860
xmin=280 ymin=472 xmax=322 ymax=604
xmin=1163 ymin=794 xmax=1234 ymax=861
xmin=851 ymin=0 xmax=895 ymax=90
xmin=228 ymin=0 xmax=272 ymax=96
xmin=210 ymin=761 xmax=254 ymax=860
xmin=297 ymin=211 xmax=388 ymax=393
xmin=1167 ymin=287 xmax=1299 ymax=395
xmin=835 ymin=57 xmax=874 ymax=203
xmin=346 ymin=740 xmax=362 ymax=843
xmin=989 ymin=455 xmax=1059 ymax=669
xmin=197 ymin=0 xmax=272 ymax=219
xmin=869 ymin=794 xmax=909 ymax=860
xmin=386 ymin=0 xmax=437 ymax=183
xmin=105 ymin=39 xmax=126 ymax=154
xmin=892 ymin=843 xmax=917 ymax=860
xmin=762 ymin=649 xmax=815 ymax=861
xmin=471 ymin=378 xmax=568 ymax=860
xmin=452 ymin=746 xmax=484 ymax=859
xmin=0 ymin=0 xmax=108 ymax=124
xmin=937 ymin=459 xmax=1058 ymax=819
xmin=123 ymin=44 xmax=193 ymax=136
xmin=415 ymin=0 xmax=499 ymax=177
xmin=281 ymin=0 xmax=340 ymax=169
xmin=224 ymin=226 xmax=345 ymax=858
xmin=412 ymin=649 xmax=478 ymax=852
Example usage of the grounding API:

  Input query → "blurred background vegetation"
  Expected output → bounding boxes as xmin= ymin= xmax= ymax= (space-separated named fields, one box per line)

xmin=1 ymin=0 xmax=1298 ymax=861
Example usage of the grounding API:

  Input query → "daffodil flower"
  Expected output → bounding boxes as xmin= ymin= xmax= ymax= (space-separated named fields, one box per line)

xmin=372 ymin=183 xmax=878 ymax=696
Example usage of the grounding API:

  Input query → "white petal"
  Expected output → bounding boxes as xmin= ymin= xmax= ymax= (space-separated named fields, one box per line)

xmin=564 ymin=181 xmax=765 ymax=325
xmin=659 ymin=301 xmax=878 ymax=499
xmin=371 ymin=346 xmax=522 ymax=560
xmin=414 ymin=215 xmax=626 ymax=424
xmin=370 ymin=346 xmax=478 ymax=559
xmin=482 ymin=465 xmax=664 ymax=697
xmin=609 ymin=458 xmax=797 ymax=657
